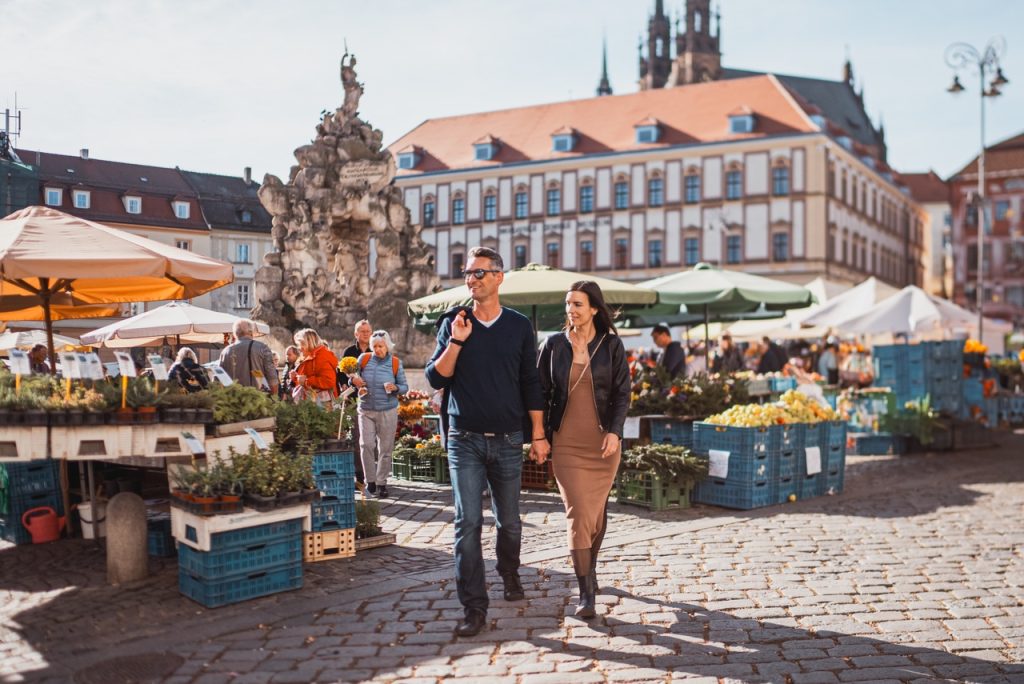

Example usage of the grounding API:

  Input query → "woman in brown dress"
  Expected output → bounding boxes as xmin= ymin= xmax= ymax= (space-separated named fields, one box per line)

xmin=537 ymin=281 xmax=631 ymax=618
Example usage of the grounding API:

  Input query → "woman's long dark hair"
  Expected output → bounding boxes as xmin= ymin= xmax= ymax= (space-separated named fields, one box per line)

xmin=566 ymin=280 xmax=618 ymax=335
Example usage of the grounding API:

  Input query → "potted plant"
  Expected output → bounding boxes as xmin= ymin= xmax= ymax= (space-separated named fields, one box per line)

xmin=616 ymin=443 xmax=709 ymax=511
xmin=353 ymin=497 xmax=396 ymax=551
xmin=157 ymin=389 xmax=188 ymax=423
xmin=126 ymin=377 xmax=161 ymax=423
xmin=880 ymin=395 xmax=941 ymax=453
xmin=209 ymin=383 xmax=276 ymax=431
xmin=275 ymin=399 xmax=338 ymax=453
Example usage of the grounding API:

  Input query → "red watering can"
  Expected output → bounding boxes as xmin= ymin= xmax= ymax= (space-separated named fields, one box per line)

xmin=21 ymin=506 xmax=66 ymax=544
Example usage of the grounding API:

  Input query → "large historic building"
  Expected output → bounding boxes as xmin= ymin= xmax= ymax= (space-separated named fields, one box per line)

xmin=388 ymin=1 xmax=924 ymax=289
xmin=949 ymin=130 xmax=1024 ymax=325
xmin=902 ymin=171 xmax=952 ymax=298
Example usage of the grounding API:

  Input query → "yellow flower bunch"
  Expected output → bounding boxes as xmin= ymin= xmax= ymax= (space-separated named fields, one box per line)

xmin=338 ymin=356 xmax=359 ymax=375
xmin=964 ymin=339 xmax=988 ymax=354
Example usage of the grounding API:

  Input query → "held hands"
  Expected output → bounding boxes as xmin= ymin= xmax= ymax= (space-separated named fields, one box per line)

xmin=384 ymin=382 xmax=398 ymax=393
xmin=529 ymin=436 xmax=550 ymax=465
xmin=451 ymin=310 xmax=472 ymax=342
xmin=601 ymin=433 xmax=620 ymax=459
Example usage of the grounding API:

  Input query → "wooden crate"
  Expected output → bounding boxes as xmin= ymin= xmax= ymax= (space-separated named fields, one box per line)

xmin=131 ymin=423 xmax=207 ymax=458
xmin=0 ymin=426 xmax=48 ymax=462
xmin=204 ymin=431 xmax=274 ymax=463
xmin=303 ymin=528 xmax=356 ymax=562
xmin=51 ymin=425 xmax=131 ymax=460
xmin=211 ymin=417 xmax=276 ymax=437
xmin=354 ymin=532 xmax=396 ymax=552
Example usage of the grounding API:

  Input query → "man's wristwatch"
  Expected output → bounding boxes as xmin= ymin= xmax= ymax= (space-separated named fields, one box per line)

xmin=449 ymin=338 xmax=465 ymax=347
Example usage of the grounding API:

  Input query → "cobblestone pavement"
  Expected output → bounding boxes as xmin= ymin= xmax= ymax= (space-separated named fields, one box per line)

xmin=1 ymin=434 xmax=1022 ymax=683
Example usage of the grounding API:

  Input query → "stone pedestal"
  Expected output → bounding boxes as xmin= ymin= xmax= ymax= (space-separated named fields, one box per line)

xmin=106 ymin=492 xmax=148 ymax=585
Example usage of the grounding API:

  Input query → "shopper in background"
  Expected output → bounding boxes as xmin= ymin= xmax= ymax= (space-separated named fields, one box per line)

xmin=291 ymin=328 xmax=339 ymax=404
xmin=650 ymin=324 xmax=685 ymax=378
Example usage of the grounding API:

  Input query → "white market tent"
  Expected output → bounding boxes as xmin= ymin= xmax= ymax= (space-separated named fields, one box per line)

xmin=80 ymin=301 xmax=269 ymax=348
xmin=800 ymin=277 xmax=900 ymax=328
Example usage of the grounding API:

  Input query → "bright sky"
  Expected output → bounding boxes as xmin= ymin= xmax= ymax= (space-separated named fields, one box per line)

xmin=3 ymin=0 xmax=1021 ymax=183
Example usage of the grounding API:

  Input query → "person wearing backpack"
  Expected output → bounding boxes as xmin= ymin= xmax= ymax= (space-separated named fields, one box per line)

xmin=357 ymin=330 xmax=408 ymax=498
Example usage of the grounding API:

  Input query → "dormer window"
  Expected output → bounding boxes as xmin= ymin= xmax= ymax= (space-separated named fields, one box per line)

xmin=44 ymin=187 xmax=62 ymax=207
xmin=473 ymin=135 xmax=499 ymax=161
xmin=396 ymin=145 xmax=421 ymax=170
xmin=240 ymin=209 xmax=253 ymax=224
xmin=837 ymin=136 xmax=853 ymax=150
xmin=810 ymin=114 xmax=826 ymax=128
xmin=124 ymin=195 xmax=142 ymax=214
xmin=173 ymin=201 xmax=190 ymax=220
xmin=728 ymin=107 xmax=756 ymax=134
xmin=551 ymin=126 xmax=576 ymax=152
xmin=634 ymin=117 xmax=660 ymax=144
xmin=73 ymin=190 xmax=90 ymax=209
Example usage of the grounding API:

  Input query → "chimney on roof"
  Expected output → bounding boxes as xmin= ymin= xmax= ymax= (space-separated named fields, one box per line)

xmin=243 ymin=167 xmax=252 ymax=185
xmin=80 ymin=148 xmax=89 ymax=160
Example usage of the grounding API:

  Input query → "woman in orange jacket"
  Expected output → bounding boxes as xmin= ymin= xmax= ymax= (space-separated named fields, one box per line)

xmin=291 ymin=328 xmax=339 ymax=403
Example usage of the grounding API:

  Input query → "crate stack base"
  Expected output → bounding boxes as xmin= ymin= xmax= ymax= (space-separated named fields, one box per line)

xmin=648 ymin=418 xmax=694 ymax=449
xmin=310 ymin=449 xmax=356 ymax=554
xmin=874 ymin=341 xmax=964 ymax=415
xmin=615 ymin=469 xmax=692 ymax=511
xmin=147 ymin=512 xmax=176 ymax=557
xmin=173 ymin=508 xmax=307 ymax=608
xmin=391 ymin=450 xmax=444 ymax=483
xmin=0 ymin=460 xmax=63 ymax=545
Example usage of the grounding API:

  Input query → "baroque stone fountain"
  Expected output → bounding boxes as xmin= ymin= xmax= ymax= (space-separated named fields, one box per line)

xmin=252 ymin=54 xmax=439 ymax=363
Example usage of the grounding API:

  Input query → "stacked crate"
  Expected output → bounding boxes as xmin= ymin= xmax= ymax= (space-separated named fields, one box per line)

xmin=691 ymin=420 xmax=847 ymax=510
xmin=0 ymin=461 xmax=63 ymax=545
xmin=648 ymin=418 xmax=695 ymax=449
xmin=305 ymin=448 xmax=356 ymax=562
xmin=147 ymin=511 xmax=175 ymax=557
xmin=174 ymin=506 xmax=308 ymax=608
xmin=873 ymin=341 xmax=964 ymax=414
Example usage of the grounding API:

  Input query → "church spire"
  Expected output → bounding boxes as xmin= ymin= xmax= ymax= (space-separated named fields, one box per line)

xmin=596 ymin=37 xmax=613 ymax=96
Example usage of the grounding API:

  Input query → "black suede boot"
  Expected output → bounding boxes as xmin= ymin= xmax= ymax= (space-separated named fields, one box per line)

xmin=574 ymin=575 xmax=596 ymax=619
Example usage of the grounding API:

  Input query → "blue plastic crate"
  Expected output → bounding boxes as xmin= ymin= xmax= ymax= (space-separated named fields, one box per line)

xmin=183 ymin=517 xmax=303 ymax=552
xmin=698 ymin=449 xmax=774 ymax=484
xmin=178 ymin=560 xmax=303 ymax=608
xmin=1 ymin=461 xmax=60 ymax=496
xmin=1 ymin=490 xmax=62 ymax=518
xmin=819 ymin=421 xmax=846 ymax=449
xmin=770 ymin=423 xmax=802 ymax=453
xmin=769 ymin=376 xmax=797 ymax=393
xmin=851 ymin=433 xmax=892 ymax=455
xmin=178 ymin=535 xmax=301 ymax=579
xmin=824 ymin=464 xmax=845 ymax=495
xmin=776 ymin=449 xmax=797 ymax=480
xmin=797 ymin=472 xmax=823 ymax=499
xmin=776 ymin=476 xmax=798 ymax=504
xmin=693 ymin=423 xmax=773 ymax=458
xmin=312 ymin=450 xmax=355 ymax=477
xmin=148 ymin=528 xmax=177 ymax=557
xmin=648 ymin=418 xmax=694 ymax=448
xmin=693 ymin=478 xmax=774 ymax=510
xmin=0 ymin=514 xmax=33 ymax=545
xmin=963 ymin=378 xmax=984 ymax=405
xmin=315 ymin=475 xmax=354 ymax=500
xmin=310 ymin=497 xmax=356 ymax=531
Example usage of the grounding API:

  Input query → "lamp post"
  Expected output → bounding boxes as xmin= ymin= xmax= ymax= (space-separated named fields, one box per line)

xmin=946 ymin=37 xmax=1010 ymax=342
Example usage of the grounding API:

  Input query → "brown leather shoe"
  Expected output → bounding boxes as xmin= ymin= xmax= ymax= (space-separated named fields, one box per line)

xmin=454 ymin=611 xmax=487 ymax=637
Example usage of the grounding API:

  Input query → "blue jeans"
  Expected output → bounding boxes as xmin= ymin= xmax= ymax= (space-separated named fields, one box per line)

xmin=447 ymin=428 xmax=524 ymax=616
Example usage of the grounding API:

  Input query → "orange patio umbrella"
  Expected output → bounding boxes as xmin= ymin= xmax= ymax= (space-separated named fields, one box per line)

xmin=0 ymin=206 xmax=235 ymax=371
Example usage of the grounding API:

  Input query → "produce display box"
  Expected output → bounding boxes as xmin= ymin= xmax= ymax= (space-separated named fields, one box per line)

xmin=692 ymin=478 xmax=774 ymax=510
xmin=131 ymin=423 xmax=208 ymax=459
xmin=850 ymin=433 xmax=893 ymax=455
xmin=693 ymin=423 xmax=774 ymax=459
xmin=615 ymin=470 xmax=692 ymax=511
xmin=312 ymin=450 xmax=355 ymax=478
xmin=521 ymin=458 xmax=555 ymax=491
xmin=769 ymin=376 xmax=797 ymax=393
xmin=179 ymin=561 xmax=302 ymax=608
xmin=302 ymin=528 xmax=356 ymax=562
xmin=391 ymin=451 xmax=441 ymax=482
xmin=648 ymin=418 xmax=694 ymax=448
xmin=310 ymin=497 xmax=356 ymax=532
xmin=315 ymin=475 xmax=354 ymax=500
xmin=775 ymin=476 xmax=798 ymax=504
xmin=797 ymin=472 xmax=822 ymax=499
xmin=171 ymin=505 xmax=309 ymax=553
xmin=0 ymin=426 xmax=49 ymax=462
xmin=1 ymin=460 xmax=60 ymax=495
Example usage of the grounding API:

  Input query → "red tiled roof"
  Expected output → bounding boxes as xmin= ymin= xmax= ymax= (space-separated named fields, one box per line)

xmin=389 ymin=75 xmax=817 ymax=175
xmin=954 ymin=130 xmax=1024 ymax=177
xmin=899 ymin=171 xmax=949 ymax=203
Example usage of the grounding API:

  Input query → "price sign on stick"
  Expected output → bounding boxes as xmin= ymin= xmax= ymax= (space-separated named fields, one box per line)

xmin=114 ymin=352 xmax=137 ymax=378
xmin=244 ymin=427 xmax=268 ymax=451
xmin=622 ymin=416 xmax=641 ymax=439
xmin=8 ymin=350 xmax=30 ymax=376
xmin=181 ymin=431 xmax=206 ymax=456
xmin=148 ymin=355 xmax=169 ymax=381
xmin=209 ymin=365 xmax=234 ymax=386
xmin=60 ymin=352 xmax=82 ymax=379
xmin=84 ymin=353 xmax=105 ymax=380
xmin=103 ymin=362 xmax=121 ymax=378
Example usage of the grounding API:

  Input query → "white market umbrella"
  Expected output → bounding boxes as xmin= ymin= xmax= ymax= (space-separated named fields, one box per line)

xmin=80 ymin=301 xmax=269 ymax=348
xmin=830 ymin=286 xmax=977 ymax=337
xmin=801 ymin=277 xmax=900 ymax=328
xmin=0 ymin=329 xmax=80 ymax=351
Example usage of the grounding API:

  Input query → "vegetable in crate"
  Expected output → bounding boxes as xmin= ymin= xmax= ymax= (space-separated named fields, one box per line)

xmin=619 ymin=443 xmax=708 ymax=482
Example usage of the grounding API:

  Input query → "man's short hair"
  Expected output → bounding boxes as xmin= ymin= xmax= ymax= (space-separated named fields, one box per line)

xmin=354 ymin=319 xmax=370 ymax=334
xmin=651 ymin=324 xmax=671 ymax=337
xmin=468 ymin=246 xmax=503 ymax=271
xmin=233 ymin=319 xmax=254 ymax=338
xmin=30 ymin=344 xmax=47 ymax=354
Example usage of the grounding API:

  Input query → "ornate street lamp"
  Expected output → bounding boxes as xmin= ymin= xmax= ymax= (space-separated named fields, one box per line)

xmin=946 ymin=37 xmax=1010 ymax=341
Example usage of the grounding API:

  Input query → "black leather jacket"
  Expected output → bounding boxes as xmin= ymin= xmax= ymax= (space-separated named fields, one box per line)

xmin=537 ymin=331 xmax=631 ymax=439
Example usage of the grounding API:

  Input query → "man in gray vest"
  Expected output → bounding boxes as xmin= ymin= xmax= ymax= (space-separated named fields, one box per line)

xmin=218 ymin=319 xmax=279 ymax=395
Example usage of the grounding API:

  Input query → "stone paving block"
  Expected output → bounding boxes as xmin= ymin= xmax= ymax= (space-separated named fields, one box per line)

xmin=792 ymin=673 xmax=841 ymax=684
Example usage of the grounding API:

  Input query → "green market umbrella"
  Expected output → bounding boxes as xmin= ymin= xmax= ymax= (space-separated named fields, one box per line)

xmin=639 ymin=262 xmax=816 ymax=355
xmin=408 ymin=262 xmax=659 ymax=334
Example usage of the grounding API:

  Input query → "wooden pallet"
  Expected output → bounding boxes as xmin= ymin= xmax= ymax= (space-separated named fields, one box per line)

xmin=354 ymin=532 xmax=396 ymax=552
xmin=303 ymin=528 xmax=356 ymax=562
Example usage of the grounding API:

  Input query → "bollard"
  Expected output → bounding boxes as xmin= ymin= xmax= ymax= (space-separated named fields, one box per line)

xmin=106 ymin=492 xmax=148 ymax=585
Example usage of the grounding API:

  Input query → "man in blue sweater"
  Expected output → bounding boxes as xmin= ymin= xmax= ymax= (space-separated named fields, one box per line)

xmin=426 ymin=246 xmax=548 ymax=638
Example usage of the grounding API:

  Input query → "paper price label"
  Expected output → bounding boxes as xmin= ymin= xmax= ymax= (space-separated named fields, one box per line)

xmin=339 ymin=386 xmax=355 ymax=400
xmin=60 ymin=352 xmax=82 ymax=379
xmin=181 ymin=431 xmax=206 ymax=456
xmin=104 ymin=362 xmax=121 ymax=378
xmin=805 ymin=446 xmax=822 ymax=476
xmin=209 ymin=365 xmax=234 ymax=386
xmin=623 ymin=416 xmax=641 ymax=439
xmin=8 ymin=349 xmax=30 ymax=375
xmin=83 ymin=353 xmax=105 ymax=380
xmin=244 ymin=427 xmax=268 ymax=450
xmin=148 ymin=354 xmax=169 ymax=381
xmin=114 ymin=351 xmax=137 ymax=378
xmin=708 ymin=449 xmax=730 ymax=479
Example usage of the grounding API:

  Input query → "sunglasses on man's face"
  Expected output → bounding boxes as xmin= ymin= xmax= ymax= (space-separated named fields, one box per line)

xmin=462 ymin=268 xmax=502 ymax=280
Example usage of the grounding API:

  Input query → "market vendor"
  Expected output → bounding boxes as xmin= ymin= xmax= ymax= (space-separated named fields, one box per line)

xmin=651 ymin=324 xmax=685 ymax=379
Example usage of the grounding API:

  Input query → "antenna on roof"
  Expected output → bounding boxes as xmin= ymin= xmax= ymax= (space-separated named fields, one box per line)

xmin=3 ymin=92 xmax=24 ymax=146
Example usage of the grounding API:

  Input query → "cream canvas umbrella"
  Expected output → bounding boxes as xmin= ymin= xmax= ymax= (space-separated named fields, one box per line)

xmin=829 ymin=285 xmax=978 ymax=337
xmin=800 ymin=277 xmax=900 ymax=328
xmin=81 ymin=301 xmax=269 ymax=348
xmin=0 ymin=329 xmax=80 ymax=351
xmin=0 ymin=206 xmax=234 ymax=370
